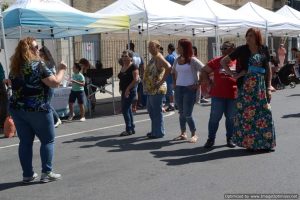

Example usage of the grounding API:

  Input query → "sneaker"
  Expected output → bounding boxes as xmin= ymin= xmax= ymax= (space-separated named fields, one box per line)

xmin=54 ymin=119 xmax=62 ymax=128
xmin=200 ymin=98 xmax=210 ymax=104
xmin=204 ymin=139 xmax=215 ymax=148
xmin=68 ymin=113 xmax=75 ymax=121
xmin=40 ymin=172 xmax=62 ymax=183
xmin=79 ymin=117 xmax=86 ymax=122
xmin=23 ymin=172 xmax=38 ymax=183
xmin=165 ymin=106 xmax=175 ymax=112
xmin=226 ymin=138 xmax=236 ymax=148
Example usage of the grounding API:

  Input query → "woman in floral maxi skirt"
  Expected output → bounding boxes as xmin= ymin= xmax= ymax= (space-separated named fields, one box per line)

xmin=221 ymin=28 xmax=276 ymax=151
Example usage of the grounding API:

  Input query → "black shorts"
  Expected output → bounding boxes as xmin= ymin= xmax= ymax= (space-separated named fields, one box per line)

xmin=69 ymin=90 xmax=84 ymax=104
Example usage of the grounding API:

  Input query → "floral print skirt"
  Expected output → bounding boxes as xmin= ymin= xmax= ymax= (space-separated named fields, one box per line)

xmin=233 ymin=73 xmax=276 ymax=150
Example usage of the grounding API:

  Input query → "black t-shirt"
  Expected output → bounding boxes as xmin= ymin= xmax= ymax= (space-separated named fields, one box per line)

xmin=229 ymin=44 xmax=270 ymax=87
xmin=118 ymin=63 xmax=138 ymax=92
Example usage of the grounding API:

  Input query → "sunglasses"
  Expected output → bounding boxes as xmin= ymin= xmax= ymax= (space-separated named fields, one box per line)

xmin=220 ymin=47 xmax=229 ymax=50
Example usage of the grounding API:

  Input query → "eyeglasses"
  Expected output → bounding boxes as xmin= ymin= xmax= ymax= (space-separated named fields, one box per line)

xmin=220 ymin=47 xmax=228 ymax=51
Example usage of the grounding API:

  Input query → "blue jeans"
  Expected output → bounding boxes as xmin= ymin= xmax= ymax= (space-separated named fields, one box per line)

xmin=208 ymin=97 xmax=235 ymax=140
xmin=175 ymin=86 xmax=197 ymax=133
xmin=121 ymin=89 xmax=136 ymax=132
xmin=9 ymin=109 xmax=55 ymax=177
xmin=48 ymin=88 xmax=60 ymax=123
xmin=147 ymin=94 xmax=165 ymax=137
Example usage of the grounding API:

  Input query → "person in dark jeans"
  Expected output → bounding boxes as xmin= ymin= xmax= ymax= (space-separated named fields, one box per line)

xmin=39 ymin=46 xmax=62 ymax=128
xmin=118 ymin=50 xmax=139 ymax=136
xmin=201 ymin=41 xmax=237 ymax=148
xmin=0 ymin=62 xmax=8 ymax=130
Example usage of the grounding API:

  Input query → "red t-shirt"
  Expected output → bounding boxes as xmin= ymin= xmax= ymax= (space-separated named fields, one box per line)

xmin=207 ymin=56 xmax=237 ymax=99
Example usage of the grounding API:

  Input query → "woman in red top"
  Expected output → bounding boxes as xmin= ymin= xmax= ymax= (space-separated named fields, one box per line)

xmin=201 ymin=41 xmax=237 ymax=148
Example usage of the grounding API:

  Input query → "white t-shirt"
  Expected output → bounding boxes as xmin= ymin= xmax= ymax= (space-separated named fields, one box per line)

xmin=175 ymin=63 xmax=195 ymax=86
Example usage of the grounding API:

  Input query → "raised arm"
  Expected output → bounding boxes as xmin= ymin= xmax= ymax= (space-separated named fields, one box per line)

xmin=42 ymin=62 xmax=67 ymax=88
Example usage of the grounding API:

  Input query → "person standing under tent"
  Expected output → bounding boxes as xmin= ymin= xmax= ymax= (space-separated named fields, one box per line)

xmin=39 ymin=46 xmax=62 ymax=128
xmin=127 ymin=42 xmax=146 ymax=111
xmin=193 ymin=46 xmax=210 ymax=104
xmin=0 ymin=61 xmax=8 ymax=131
xmin=79 ymin=58 xmax=96 ymax=112
xmin=201 ymin=41 xmax=237 ymax=148
xmin=165 ymin=43 xmax=177 ymax=112
xmin=68 ymin=63 xmax=86 ymax=122
xmin=172 ymin=39 xmax=203 ymax=143
xmin=221 ymin=28 xmax=276 ymax=152
xmin=277 ymin=43 xmax=286 ymax=68
xmin=143 ymin=40 xmax=171 ymax=139
xmin=118 ymin=50 xmax=139 ymax=136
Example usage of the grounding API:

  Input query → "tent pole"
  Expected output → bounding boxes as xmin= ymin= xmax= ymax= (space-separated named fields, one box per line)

xmin=127 ymin=29 xmax=130 ymax=49
xmin=142 ymin=0 xmax=150 ymax=62
xmin=0 ymin=12 xmax=9 ymax=78
xmin=270 ymin=33 xmax=274 ymax=54
xmin=265 ymin=22 xmax=268 ymax=47
xmin=215 ymin=26 xmax=220 ymax=57
xmin=19 ymin=26 xmax=23 ymax=40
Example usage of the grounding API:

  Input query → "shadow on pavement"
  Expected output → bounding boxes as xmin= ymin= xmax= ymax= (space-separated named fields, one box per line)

xmin=152 ymin=148 xmax=271 ymax=166
xmin=0 ymin=181 xmax=40 ymax=192
xmin=287 ymin=94 xmax=300 ymax=97
xmin=282 ymin=113 xmax=300 ymax=118
xmin=63 ymin=134 xmax=183 ymax=152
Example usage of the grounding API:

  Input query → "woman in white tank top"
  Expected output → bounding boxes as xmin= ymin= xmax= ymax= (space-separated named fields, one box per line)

xmin=172 ymin=39 xmax=204 ymax=143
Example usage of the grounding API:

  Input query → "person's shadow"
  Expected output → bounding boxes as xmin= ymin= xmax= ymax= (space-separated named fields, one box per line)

xmin=151 ymin=146 xmax=270 ymax=166
xmin=0 ymin=181 xmax=40 ymax=192
xmin=282 ymin=113 xmax=300 ymax=118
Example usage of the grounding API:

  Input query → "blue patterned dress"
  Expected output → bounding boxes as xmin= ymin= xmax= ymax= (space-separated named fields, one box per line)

xmin=233 ymin=53 xmax=276 ymax=150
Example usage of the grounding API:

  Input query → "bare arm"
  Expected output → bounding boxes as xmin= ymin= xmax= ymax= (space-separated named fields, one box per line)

xmin=200 ymin=65 xmax=213 ymax=85
xmin=220 ymin=56 xmax=234 ymax=76
xmin=42 ymin=62 xmax=67 ymax=88
xmin=125 ymin=69 xmax=139 ymax=97
xmin=221 ymin=56 xmax=246 ymax=79
xmin=71 ymin=79 xmax=85 ymax=86
xmin=157 ymin=54 xmax=171 ymax=87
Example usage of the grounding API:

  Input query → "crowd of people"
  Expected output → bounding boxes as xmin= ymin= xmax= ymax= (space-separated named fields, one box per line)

xmin=118 ymin=28 xmax=277 ymax=151
xmin=0 ymin=27 xmax=285 ymax=184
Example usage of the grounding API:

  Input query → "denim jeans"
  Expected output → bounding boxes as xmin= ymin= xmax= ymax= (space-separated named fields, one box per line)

xmin=48 ymin=88 xmax=60 ymax=123
xmin=147 ymin=94 xmax=165 ymax=137
xmin=208 ymin=97 xmax=236 ymax=140
xmin=175 ymin=86 xmax=197 ymax=133
xmin=9 ymin=109 xmax=55 ymax=177
xmin=121 ymin=89 xmax=136 ymax=132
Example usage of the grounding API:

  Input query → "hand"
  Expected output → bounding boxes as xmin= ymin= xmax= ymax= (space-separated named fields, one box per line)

xmin=154 ymin=81 xmax=161 ymax=88
xmin=3 ymin=79 xmax=11 ymax=86
xmin=125 ymin=88 xmax=130 ymax=98
xmin=58 ymin=61 xmax=67 ymax=70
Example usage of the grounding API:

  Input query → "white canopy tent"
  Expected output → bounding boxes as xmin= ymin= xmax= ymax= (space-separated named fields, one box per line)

xmin=235 ymin=2 xmax=300 ymax=45
xmin=183 ymin=0 xmax=264 ymax=36
xmin=96 ymin=0 xmax=187 ymax=38
xmin=276 ymin=5 xmax=300 ymax=37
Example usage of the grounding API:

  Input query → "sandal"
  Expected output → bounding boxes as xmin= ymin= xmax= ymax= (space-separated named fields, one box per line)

xmin=189 ymin=135 xmax=198 ymax=143
xmin=173 ymin=134 xmax=188 ymax=141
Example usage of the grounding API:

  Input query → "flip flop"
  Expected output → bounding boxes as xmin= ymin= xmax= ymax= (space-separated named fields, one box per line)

xmin=189 ymin=135 xmax=198 ymax=143
xmin=173 ymin=134 xmax=188 ymax=141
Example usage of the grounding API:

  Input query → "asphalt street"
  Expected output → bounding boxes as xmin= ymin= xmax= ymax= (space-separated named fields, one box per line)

xmin=0 ymin=86 xmax=299 ymax=200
